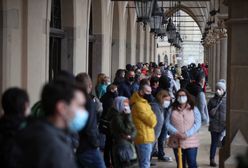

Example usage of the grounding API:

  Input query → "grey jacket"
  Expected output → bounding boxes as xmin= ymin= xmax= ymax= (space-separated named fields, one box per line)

xmin=150 ymin=100 xmax=164 ymax=139
xmin=196 ymin=92 xmax=209 ymax=125
xmin=208 ymin=94 xmax=226 ymax=132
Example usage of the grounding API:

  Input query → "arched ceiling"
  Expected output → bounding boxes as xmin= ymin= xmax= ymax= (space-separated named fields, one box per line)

xmin=158 ymin=1 xmax=210 ymax=33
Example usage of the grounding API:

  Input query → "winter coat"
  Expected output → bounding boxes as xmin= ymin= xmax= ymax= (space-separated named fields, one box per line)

xmin=17 ymin=120 xmax=77 ymax=168
xmin=130 ymin=92 xmax=157 ymax=144
xmin=77 ymin=97 xmax=100 ymax=152
xmin=208 ymin=94 xmax=226 ymax=133
xmin=0 ymin=115 xmax=26 ymax=168
xmin=166 ymin=105 xmax=201 ymax=149
xmin=186 ymin=83 xmax=209 ymax=125
xmin=118 ymin=81 xmax=139 ymax=99
xmin=100 ymin=92 xmax=116 ymax=118
xmin=150 ymin=100 xmax=164 ymax=139
xmin=111 ymin=112 xmax=137 ymax=168
xmin=96 ymin=84 xmax=108 ymax=99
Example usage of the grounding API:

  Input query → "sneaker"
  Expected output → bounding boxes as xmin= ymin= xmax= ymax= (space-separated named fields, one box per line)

xmin=210 ymin=159 xmax=217 ymax=167
xmin=158 ymin=156 xmax=173 ymax=162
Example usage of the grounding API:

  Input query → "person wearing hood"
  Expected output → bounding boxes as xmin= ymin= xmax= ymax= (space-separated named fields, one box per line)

xmin=110 ymin=97 xmax=137 ymax=168
xmin=130 ymin=83 xmax=157 ymax=168
xmin=207 ymin=80 xmax=227 ymax=167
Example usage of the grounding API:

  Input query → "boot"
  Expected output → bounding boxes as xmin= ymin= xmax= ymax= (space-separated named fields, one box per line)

xmin=210 ymin=159 xmax=217 ymax=167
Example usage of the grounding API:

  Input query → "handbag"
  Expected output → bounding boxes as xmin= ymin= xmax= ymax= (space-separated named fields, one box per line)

xmin=115 ymin=141 xmax=137 ymax=163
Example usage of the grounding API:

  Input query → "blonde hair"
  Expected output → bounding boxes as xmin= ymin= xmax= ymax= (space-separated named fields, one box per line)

xmin=156 ymin=89 xmax=170 ymax=105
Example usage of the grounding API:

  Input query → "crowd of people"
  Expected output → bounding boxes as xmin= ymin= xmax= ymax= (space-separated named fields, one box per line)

xmin=0 ymin=62 xmax=227 ymax=168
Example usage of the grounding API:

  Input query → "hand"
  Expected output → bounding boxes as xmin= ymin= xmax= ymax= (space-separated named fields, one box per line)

xmin=175 ymin=132 xmax=187 ymax=139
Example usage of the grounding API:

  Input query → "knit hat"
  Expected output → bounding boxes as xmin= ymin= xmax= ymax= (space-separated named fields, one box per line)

xmin=113 ymin=96 xmax=128 ymax=113
xmin=216 ymin=79 xmax=226 ymax=92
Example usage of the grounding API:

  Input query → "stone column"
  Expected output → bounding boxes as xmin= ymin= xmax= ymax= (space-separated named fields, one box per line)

xmin=215 ymin=39 xmax=221 ymax=83
xmin=220 ymin=36 xmax=227 ymax=80
xmin=212 ymin=43 xmax=216 ymax=89
xmin=221 ymin=0 xmax=248 ymax=167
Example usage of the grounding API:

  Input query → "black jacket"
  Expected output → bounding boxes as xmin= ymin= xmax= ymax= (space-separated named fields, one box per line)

xmin=77 ymin=98 xmax=100 ymax=152
xmin=0 ymin=115 xmax=25 ymax=168
xmin=100 ymin=92 xmax=116 ymax=118
xmin=17 ymin=120 xmax=77 ymax=168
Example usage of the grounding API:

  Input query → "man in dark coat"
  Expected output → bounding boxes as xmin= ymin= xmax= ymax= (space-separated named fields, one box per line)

xmin=17 ymin=80 xmax=87 ymax=168
xmin=118 ymin=70 xmax=139 ymax=98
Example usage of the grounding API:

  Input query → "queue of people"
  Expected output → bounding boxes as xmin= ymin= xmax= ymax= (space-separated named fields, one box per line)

xmin=0 ymin=62 xmax=227 ymax=168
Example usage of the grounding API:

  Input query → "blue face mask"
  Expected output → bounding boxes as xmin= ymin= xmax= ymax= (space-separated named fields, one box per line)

xmin=68 ymin=109 xmax=89 ymax=132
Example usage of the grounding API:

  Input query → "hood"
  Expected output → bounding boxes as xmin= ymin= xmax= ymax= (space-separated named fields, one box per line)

xmin=130 ymin=92 xmax=146 ymax=106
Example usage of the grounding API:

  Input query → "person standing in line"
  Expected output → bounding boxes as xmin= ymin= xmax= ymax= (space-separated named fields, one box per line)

xmin=76 ymin=73 xmax=106 ymax=168
xmin=150 ymin=89 xmax=172 ymax=162
xmin=0 ymin=88 xmax=30 ymax=168
xmin=110 ymin=97 xmax=137 ymax=168
xmin=17 ymin=80 xmax=88 ymax=168
xmin=166 ymin=89 xmax=201 ymax=168
xmin=130 ymin=83 xmax=157 ymax=168
xmin=208 ymin=80 xmax=227 ymax=167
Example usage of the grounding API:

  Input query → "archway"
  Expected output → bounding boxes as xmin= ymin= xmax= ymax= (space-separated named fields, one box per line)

xmin=158 ymin=9 xmax=204 ymax=66
xmin=126 ymin=9 xmax=131 ymax=64
xmin=111 ymin=2 xmax=120 ymax=79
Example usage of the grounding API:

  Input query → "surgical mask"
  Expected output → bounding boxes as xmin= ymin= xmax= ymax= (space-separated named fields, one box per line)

xmin=123 ymin=106 xmax=131 ymax=114
xmin=216 ymin=89 xmax=224 ymax=97
xmin=143 ymin=94 xmax=153 ymax=102
xmin=177 ymin=96 xmax=188 ymax=104
xmin=163 ymin=100 xmax=171 ymax=108
xmin=68 ymin=109 xmax=89 ymax=132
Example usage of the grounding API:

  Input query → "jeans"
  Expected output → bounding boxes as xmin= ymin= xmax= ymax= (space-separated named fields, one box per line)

xmin=210 ymin=131 xmax=221 ymax=160
xmin=173 ymin=148 xmax=198 ymax=168
xmin=136 ymin=144 xmax=153 ymax=168
xmin=77 ymin=148 xmax=106 ymax=168
xmin=158 ymin=121 xmax=168 ymax=158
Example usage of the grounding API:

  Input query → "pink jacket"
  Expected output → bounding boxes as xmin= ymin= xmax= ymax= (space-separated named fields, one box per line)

xmin=167 ymin=105 xmax=200 ymax=149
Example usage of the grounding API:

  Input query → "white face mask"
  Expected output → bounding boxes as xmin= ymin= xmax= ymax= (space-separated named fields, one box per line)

xmin=216 ymin=89 xmax=224 ymax=96
xmin=163 ymin=100 xmax=171 ymax=108
xmin=123 ymin=106 xmax=131 ymax=114
xmin=177 ymin=96 xmax=187 ymax=104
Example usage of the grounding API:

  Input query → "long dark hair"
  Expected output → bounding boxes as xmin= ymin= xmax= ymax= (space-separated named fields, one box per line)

xmin=172 ymin=89 xmax=195 ymax=110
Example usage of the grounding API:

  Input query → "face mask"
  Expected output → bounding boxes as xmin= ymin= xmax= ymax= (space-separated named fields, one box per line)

xmin=163 ymin=100 xmax=171 ymax=108
xmin=143 ymin=94 xmax=153 ymax=102
xmin=112 ymin=91 xmax=118 ymax=98
xmin=129 ymin=77 xmax=135 ymax=82
xmin=123 ymin=106 xmax=131 ymax=114
xmin=177 ymin=96 xmax=188 ymax=104
xmin=68 ymin=109 xmax=89 ymax=132
xmin=216 ymin=89 xmax=224 ymax=96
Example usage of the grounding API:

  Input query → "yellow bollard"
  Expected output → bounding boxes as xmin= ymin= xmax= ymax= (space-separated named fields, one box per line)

xmin=178 ymin=139 xmax=183 ymax=168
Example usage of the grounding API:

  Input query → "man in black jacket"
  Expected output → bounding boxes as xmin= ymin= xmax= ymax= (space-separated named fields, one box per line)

xmin=76 ymin=73 xmax=106 ymax=168
xmin=17 ymin=79 xmax=87 ymax=168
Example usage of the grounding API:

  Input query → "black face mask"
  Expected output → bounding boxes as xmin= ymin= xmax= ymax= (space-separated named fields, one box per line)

xmin=128 ymin=77 xmax=135 ymax=82
xmin=143 ymin=94 xmax=153 ymax=102
xmin=112 ymin=91 xmax=118 ymax=98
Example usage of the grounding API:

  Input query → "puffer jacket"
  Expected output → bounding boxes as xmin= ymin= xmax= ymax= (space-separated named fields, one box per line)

xmin=208 ymin=94 xmax=226 ymax=133
xmin=130 ymin=92 xmax=157 ymax=145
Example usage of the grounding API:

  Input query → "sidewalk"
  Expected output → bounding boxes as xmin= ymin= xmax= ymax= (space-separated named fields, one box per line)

xmin=151 ymin=126 xmax=218 ymax=168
